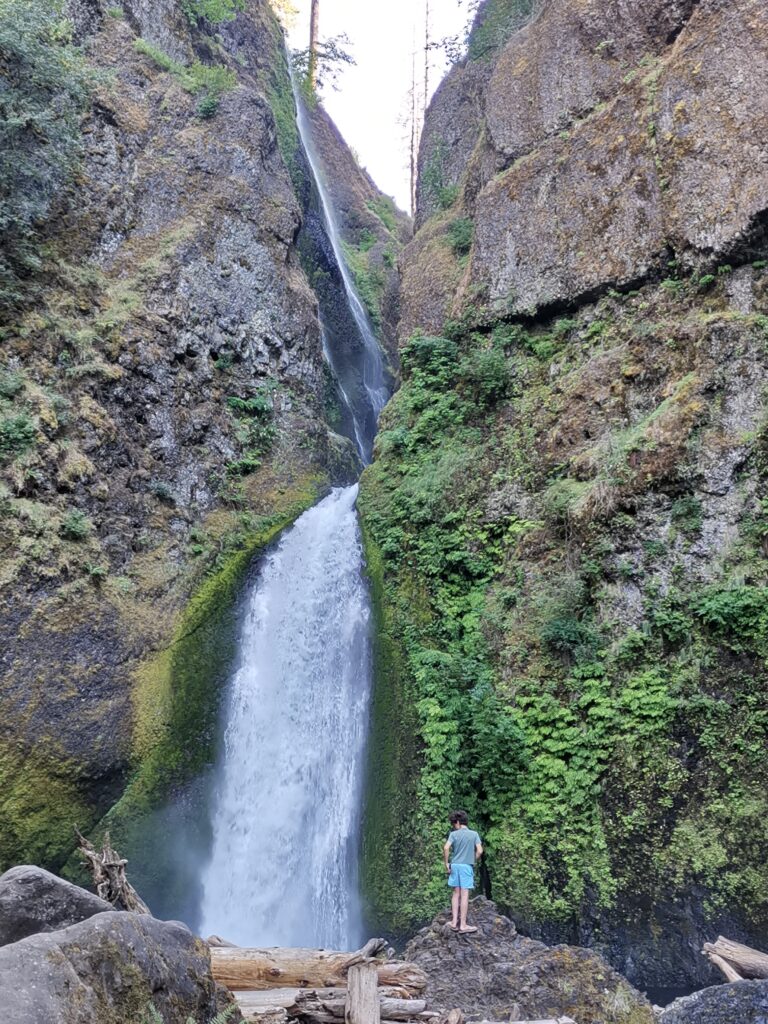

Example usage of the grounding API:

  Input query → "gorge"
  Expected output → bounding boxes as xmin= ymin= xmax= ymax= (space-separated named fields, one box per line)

xmin=1 ymin=0 xmax=768 ymax=1017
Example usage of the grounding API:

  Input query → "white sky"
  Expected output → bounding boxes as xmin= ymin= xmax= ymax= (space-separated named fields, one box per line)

xmin=288 ymin=0 xmax=470 ymax=212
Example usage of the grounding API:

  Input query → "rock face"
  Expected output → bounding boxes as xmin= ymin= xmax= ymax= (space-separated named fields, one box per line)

xmin=0 ymin=910 xmax=221 ymax=1024
xmin=361 ymin=0 xmax=768 ymax=995
xmin=405 ymin=899 xmax=654 ymax=1024
xmin=660 ymin=980 xmax=768 ymax=1024
xmin=0 ymin=0 xmax=403 ymax=891
xmin=0 ymin=865 xmax=113 ymax=946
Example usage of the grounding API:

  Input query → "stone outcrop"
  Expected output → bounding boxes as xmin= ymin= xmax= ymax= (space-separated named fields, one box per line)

xmin=361 ymin=0 xmax=768 ymax=996
xmin=0 ymin=910 xmax=226 ymax=1024
xmin=660 ymin=980 xmax=768 ymax=1023
xmin=0 ymin=865 xmax=113 ymax=947
xmin=404 ymin=899 xmax=654 ymax=1024
xmin=408 ymin=0 xmax=768 ymax=328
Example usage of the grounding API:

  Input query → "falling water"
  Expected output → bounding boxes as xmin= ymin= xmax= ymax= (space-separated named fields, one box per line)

xmin=199 ymin=76 xmax=393 ymax=949
xmin=293 ymin=76 xmax=389 ymax=463
xmin=199 ymin=486 xmax=372 ymax=948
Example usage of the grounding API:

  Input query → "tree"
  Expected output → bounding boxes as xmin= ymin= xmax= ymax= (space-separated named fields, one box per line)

xmin=0 ymin=0 xmax=92 ymax=309
xmin=308 ymin=0 xmax=320 ymax=89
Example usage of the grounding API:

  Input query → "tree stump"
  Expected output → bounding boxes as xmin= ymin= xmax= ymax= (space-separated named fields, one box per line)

xmin=345 ymin=963 xmax=380 ymax=1024
xmin=75 ymin=829 xmax=150 ymax=914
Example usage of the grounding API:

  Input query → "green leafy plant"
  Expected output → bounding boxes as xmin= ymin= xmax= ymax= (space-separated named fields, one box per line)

xmin=0 ymin=413 xmax=36 ymax=462
xmin=60 ymin=509 xmax=93 ymax=541
xmin=0 ymin=0 xmax=92 ymax=307
xmin=180 ymin=0 xmax=245 ymax=24
xmin=133 ymin=39 xmax=237 ymax=117
xmin=447 ymin=217 xmax=473 ymax=257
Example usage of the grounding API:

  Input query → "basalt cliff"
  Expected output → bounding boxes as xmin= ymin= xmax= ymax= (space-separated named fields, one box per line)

xmin=359 ymin=0 xmax=768 ymax=990
xmin=0 ymin=0 xmax=406 ymax=913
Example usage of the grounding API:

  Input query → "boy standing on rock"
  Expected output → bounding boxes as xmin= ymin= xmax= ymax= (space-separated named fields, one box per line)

xmin=443 ymin=810 xmax=483 ymax=933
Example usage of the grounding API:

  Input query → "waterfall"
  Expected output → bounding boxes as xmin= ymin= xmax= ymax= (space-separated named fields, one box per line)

xmin=198 ymin=78 xmax=392 ymax=949
xmin=292 ymin=76 xmax=388 ymax=463
xmin=199 ymin=486 xmax=372 ymax=948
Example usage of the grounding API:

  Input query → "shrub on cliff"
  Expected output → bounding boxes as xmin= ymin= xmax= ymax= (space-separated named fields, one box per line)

xmin=0 ymin=0 xmax=92 ymax=308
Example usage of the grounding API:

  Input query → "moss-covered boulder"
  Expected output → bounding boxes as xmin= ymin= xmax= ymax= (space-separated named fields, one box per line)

xmin=0 ymin=910 xmax=224 ymax=1024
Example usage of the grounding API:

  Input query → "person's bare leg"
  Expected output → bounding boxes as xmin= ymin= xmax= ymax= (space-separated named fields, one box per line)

xmin=459 ymin=888 xmax=476 ymax=932
xmin=450 ymin=886 xmax=460 ymax=928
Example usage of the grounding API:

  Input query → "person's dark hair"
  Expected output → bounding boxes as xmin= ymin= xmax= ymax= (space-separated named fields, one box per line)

xmin=449 ymin=810 xmax=468 ymax=826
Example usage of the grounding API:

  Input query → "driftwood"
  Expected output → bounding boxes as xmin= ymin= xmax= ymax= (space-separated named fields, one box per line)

xmin=345 ymin=963 xmax=379 ymax=1024
xmin=703 ymin=936 xmax=768 ymax=982
xmin=212 ymin=941 xmax=426 ymax=995
xmin=75 ymin=828 xmax=150 ymax=914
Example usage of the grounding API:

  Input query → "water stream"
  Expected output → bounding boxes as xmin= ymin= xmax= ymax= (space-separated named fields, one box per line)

xmin=198 ymin=76 xmax=390 ymax=948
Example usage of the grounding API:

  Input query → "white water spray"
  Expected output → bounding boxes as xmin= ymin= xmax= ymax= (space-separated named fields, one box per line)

xmin=199 ymin=486 xmax=372 ymax=948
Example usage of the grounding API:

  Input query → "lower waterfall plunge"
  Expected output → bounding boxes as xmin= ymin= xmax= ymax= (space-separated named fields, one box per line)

xmin=199 ymin=485 xmax=373 ymax=948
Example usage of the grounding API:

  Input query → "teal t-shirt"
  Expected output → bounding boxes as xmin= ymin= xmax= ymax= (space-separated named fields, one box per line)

xmin=448 ymin=827 xmax=481 ymax=865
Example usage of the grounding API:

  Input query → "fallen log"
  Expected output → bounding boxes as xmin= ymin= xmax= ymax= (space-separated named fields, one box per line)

xmin=703 ymin=936 xmax=768 ymax=981
xmin=234 ymin=986 xmax=419 ymax=1014
xmin=294 ymin=994 xmax=429 ymax=1021
xmin=211 ymin=943 xmax=426 ymax=994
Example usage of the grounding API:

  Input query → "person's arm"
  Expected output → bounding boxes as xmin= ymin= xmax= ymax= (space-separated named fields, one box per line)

xmin=443 ymin=838 xmax=452 ymax=873
xmin=475 ymin=839 xmax=484 ymax=861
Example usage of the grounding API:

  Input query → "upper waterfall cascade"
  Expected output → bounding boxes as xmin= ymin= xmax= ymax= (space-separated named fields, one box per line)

xmin=292 ymin=76 xmax=389 ymax=464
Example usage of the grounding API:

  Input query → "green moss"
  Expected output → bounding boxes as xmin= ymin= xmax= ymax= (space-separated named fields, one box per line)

xmin=467 ymin=0 xmax=535 ymax=61
xmin=0 ymin=746 xmax=96 ymax=872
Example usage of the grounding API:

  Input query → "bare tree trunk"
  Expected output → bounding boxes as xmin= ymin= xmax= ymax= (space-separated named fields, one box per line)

xmin=410 ymin=48 xmax=418 ymax=216
xmin=423 ymin=0 xmax=430 ymax=114
xmin=75 ymin=829 xmax=150 ymax=914
xmin=210 ymin=940 xmax=426 ymax=994
xmin=308 ymin=0 xmax=320 ymax=89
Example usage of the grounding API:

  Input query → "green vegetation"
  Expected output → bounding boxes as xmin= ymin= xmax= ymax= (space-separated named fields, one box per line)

xmin=133 ymin=39 xmax=237 ymax=117
xmin=359 ymin=285 xmax=768 ymax=935
xmin=421 ymin=140 xmax=460 ymax=212
xmin=60 ymin=509 xmax=93 ymax=541
xmin=180 ymin=0 xmax=245 ymax=25
xmin=143 ymin=1002 xmax=237 ymax=1024
xmin=467 ymin=0 xmax=535 ymax=61
xmin=0 ymin=0 xmax=92 ymax=308
xmin=0 ymin=413 xmax=36 ymax=463
xmin=225 ymin=391 xmax=277 ymax=476
xmin=367 ymin=195 xmax=399 ymax=234
xmin=342 ymin=241 xmax=386 ymax=330
xmin=447 ymin=217 xmax=474 ymax=257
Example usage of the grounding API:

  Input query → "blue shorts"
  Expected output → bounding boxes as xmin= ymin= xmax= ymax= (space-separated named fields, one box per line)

xmin=448 ymin=863 xmax=474 ymax=889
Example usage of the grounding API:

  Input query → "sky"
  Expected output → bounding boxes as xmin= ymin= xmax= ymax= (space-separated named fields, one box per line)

xmin=287 ymin=0 xmax=470 ymax=212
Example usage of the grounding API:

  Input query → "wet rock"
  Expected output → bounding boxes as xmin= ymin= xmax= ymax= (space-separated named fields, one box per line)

xmin=660 ymin=980 xmax=768 ymax=1023
xmin=404 ymin=898 xmax=654 ymax=1024
xmin=0 ymin=910 xmax=223 ymax=1024
xmin=0 ymin=865 xmax=113 ymax=946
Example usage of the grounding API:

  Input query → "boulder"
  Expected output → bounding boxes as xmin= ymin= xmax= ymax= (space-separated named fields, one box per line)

xmin=404 ymin=898 xmax=654 ymax=1024
xmin=660 ymin=979 xmax=768 ymax=1023
xmin=0 ymin=865 xmax=113 ymax=947
xmin=0 ymin=909 xmax=224 ymax=1024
